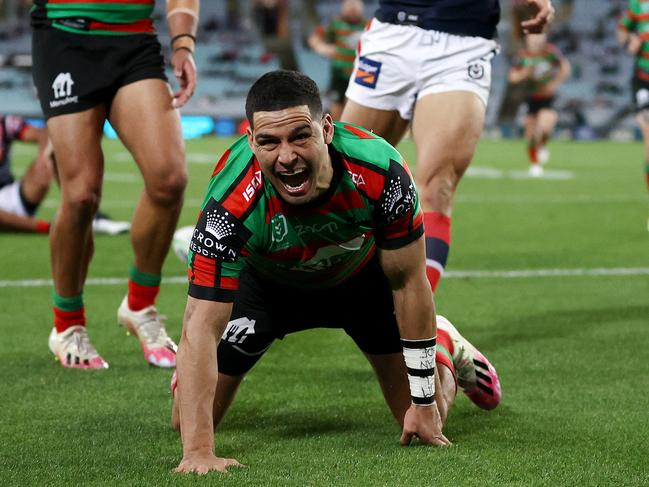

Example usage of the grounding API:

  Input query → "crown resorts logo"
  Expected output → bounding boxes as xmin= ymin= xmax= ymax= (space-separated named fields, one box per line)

xmin=205 ymin=209 xmax=236 ymax=240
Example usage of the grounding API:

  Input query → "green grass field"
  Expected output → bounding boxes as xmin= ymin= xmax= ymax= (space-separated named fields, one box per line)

xmin=1 ymin=137 xmax=648 ymax=486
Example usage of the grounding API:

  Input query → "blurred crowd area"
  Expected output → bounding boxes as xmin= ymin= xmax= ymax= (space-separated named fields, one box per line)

xmin=0 ymin=0 xmax=636 ymax=140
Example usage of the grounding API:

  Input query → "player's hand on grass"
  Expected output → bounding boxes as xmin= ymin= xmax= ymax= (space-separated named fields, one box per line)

xmin=171 ymin=49 xmax=197 ymax=109
xmin=518 ymin=0 xmax=555 ymax=34
xmin=400 ymin=402 xmax=451 ymax=447
xmin=174 ymin=449 xmax=243 ymax=475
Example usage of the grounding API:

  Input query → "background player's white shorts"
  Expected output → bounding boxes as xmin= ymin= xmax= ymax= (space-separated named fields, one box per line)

xmin=0 ymin=181 xmax=30 ymax=217
xmin=345 ymin=18 xmax=500 ymax=120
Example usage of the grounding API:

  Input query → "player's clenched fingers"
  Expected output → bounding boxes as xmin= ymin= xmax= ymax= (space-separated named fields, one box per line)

xmin=399 ymin=429 xmax=414 ymax=446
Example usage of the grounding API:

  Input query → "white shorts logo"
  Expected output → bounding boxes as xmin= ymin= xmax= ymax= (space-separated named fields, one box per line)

xmin=50 ymin=72 xmax=78 ymax=108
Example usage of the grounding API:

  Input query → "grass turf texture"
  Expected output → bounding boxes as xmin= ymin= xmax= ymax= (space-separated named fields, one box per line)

xmin=1 ymin=137 xmax=648 ymax=486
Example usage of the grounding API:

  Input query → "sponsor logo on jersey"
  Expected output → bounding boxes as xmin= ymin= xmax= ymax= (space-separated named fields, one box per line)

xmin=191 ymin=197 xmax=250 ymax=261
xmin=348 ymin=170 xmax=366 ymax=186
xmin=354 ymin=56 xmax=382 ymax=89
xmin=468 ymin=63 xmax=485 ymax=80
xmin=293 ymin=234 xmax=366 ymax=272
xmin=295 ymin=221 xmax=339 ymax=238
xmin=242 ymin=170 xmax=263 ymax=202
xmin=50 ymin=72 xmax=78 ymax=108
xmin=379 ymin=160 xmax=417 ymax=224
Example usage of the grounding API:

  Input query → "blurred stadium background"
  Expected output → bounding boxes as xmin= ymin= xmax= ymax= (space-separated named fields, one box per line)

xmin=0 ymin=0 xmax=636 ymax=140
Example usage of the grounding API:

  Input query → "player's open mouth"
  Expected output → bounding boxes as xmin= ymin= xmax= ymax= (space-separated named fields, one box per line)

xmin=277 ymin=168 xmax=310 ymax=195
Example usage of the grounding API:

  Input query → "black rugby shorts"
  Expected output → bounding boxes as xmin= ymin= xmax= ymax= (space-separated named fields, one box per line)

xmin=217 ymin=257 xmax=403 ymax=376
xmin=32 ymin=27 xmax=167 ymax=119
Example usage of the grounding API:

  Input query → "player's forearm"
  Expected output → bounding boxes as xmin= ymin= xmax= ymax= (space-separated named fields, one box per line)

xmin=392 ymin=279 xmax=435 ymax=341
xmin=177 ymin=298 xmax=229 ymax=456
xmin=166 ymin=0 xmax=199 ymax=52
xmin=617 ymin=25 xmax=630 ymax=45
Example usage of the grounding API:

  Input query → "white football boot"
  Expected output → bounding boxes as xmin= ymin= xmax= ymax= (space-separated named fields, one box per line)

xmin=48 ymin=326 xmax=109 ymax=369
xmin=117 ymin=296 xmax=177 ymax=367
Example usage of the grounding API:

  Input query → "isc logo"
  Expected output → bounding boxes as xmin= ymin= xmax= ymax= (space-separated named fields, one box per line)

xmin=242 ymin=170 xmax=263 ymax=202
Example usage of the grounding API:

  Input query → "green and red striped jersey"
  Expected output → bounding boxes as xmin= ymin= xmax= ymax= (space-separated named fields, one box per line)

xmin=31 ymin=0 xmax=155 ymax=35
xmin=620 ymin=0 xmax=649 ymax=80
xmin=512 ymin=43 xmax=564 ymax=99
xmin=187 ymin=122 xmax=423 ymax=302
xmin=316 ymin=16 xmax=366 ymax=79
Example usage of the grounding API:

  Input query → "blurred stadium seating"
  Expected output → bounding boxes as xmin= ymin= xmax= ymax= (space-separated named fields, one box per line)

xmin=0 ymin=0 xmax=637 ymax=139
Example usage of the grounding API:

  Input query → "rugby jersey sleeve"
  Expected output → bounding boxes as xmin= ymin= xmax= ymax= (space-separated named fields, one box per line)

xmin=333 ymin=122 xmax=424 ymax=250
xmin=373 ymin=156 xmax=424 ymax=250
xmin=620 ymin=0 xmax=638 ymax=31
xmin=187 ymin=138 xmax=260 ymax=302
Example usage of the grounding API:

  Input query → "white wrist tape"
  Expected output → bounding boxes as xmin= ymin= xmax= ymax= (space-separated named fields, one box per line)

xmin=401 ymin=337 xmax=436 ymax=406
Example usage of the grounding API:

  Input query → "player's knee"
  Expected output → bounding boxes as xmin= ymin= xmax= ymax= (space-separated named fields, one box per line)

xmin=62 ymin=186 xmax=101 ymax=219
xmin=146 ymin=169 xmax=187 ymax=206
xmin=416 ymin=167 xmax=457 ymax=211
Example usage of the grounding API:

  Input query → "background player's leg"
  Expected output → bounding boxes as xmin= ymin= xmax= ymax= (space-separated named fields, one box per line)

xmin=47 ymin=108 xmax=106 ymax=296
xmin=411 ymin=91 xmax=485 ymax=293
xmin=20 ymin=152 xmax=54 ymax=208
xmin=46 ymin=106 xmax=108 ymax=368
xmin=536 ymin=108 xmax=558 ymax=163
xmin=636 ymin=111 xmax=649 ymax=230
xmin=341 ymin=100 xmax=410 ymax=147
xmin=365 ymin=352 xmax=456 ymax=427
xmin=109 ymin=78 xmax=186 ymax=366
xmin=109 ymin=79 xmax=186 ymax=279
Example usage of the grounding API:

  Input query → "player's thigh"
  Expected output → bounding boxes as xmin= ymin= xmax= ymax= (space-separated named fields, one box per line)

xmin=108 ymin=79 xmax=185 ymax=185
xmin=411 ymin=91 xmax=485 ymax=186
xmin=341 ymin=100 xmax=409 ymax=146
xmin=537 ymin=108 xmax=558 ymax=133
xmin=46 ymin=106 xmax=107 ymax=194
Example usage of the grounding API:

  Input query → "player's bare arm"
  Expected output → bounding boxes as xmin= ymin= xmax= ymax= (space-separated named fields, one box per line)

xmin=166 ymin=0 xmax=199 ymax=108
xmin=617 ymin=25 xmax=642 ymax=55
xmin=379 ymin=235 xmax=451 ymax=447
xmin=518 ymin=0 xmax=555 ymax=34
xmin=175 ymin=296 xmax=243 ymax=475
xmin=308 ymin=28 xmax=337 ymax=59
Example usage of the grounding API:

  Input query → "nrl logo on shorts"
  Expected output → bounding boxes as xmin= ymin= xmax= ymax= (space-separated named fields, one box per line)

xmin=468 ymin=63 xmax=484 ymax=80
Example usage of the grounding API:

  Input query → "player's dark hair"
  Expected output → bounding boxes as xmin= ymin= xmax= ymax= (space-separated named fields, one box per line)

xmin=246 ymin=70 xmax=323 ymax=127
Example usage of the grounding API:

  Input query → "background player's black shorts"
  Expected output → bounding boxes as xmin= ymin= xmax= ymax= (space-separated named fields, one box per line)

xmin=32 ymin=27 xmax=167 ymax=119
xmin=217 ymin=257 xmax=403 ymax=376
xmin=631 ymin=76 xmax=649 ymax=112
xmin=329 ymin=73 xmax=351 ymax=104
xmin=525 ymin=96 xmax=555 ymax=114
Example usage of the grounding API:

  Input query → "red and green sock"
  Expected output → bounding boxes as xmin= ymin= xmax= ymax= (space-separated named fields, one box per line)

xmin=52 ymin=292 xmax=85 ymax=333
xmin=127 ymin=264 xmax=161 ymax=311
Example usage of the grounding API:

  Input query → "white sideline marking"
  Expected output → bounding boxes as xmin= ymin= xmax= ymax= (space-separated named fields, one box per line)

xmin=43 ymin=194 xmax=644 ymax=210
xmin=465 ymin=166 xmax=574 ymax=180
xmin=1 ymin=267 xmax=648 ymax=288
xmin=113 ymin=152 xmax=215 ymax=164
